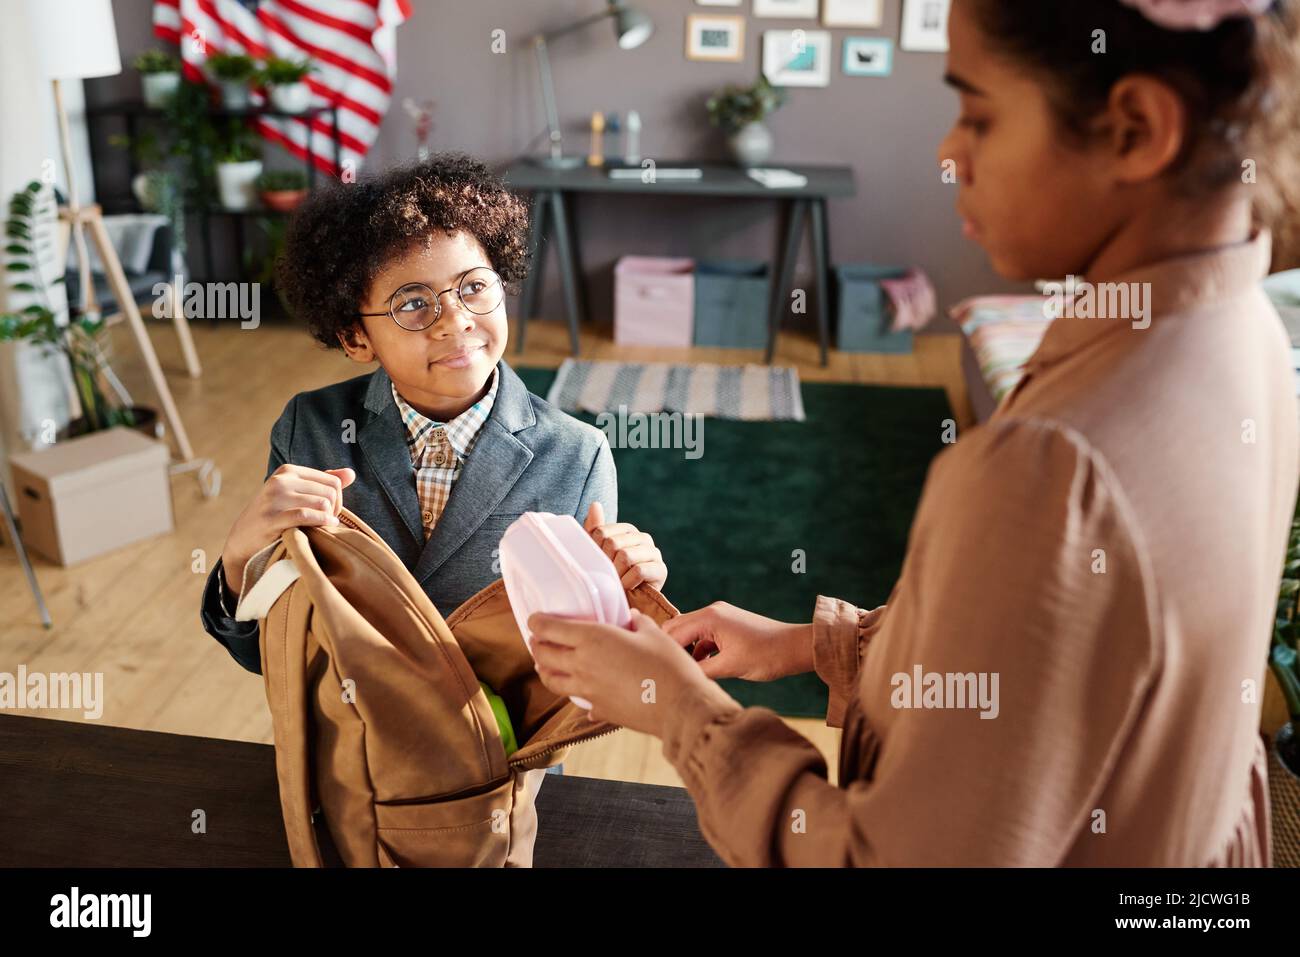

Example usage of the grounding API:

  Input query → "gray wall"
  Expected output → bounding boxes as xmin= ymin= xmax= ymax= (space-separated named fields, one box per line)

xmin=94 ymin=0 xmax=1020 ymax=333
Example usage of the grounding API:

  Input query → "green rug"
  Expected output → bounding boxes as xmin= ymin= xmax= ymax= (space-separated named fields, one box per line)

xmin=516 ymin=366 xmax=952 ymax=719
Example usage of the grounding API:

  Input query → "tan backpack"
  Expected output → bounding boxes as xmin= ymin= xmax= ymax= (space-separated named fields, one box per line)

xmin=234 ymin=507 xmax=679 ymax=867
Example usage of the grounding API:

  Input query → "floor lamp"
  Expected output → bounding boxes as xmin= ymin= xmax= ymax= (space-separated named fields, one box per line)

xmin=25 ymin=0 xmax=215 ymax=495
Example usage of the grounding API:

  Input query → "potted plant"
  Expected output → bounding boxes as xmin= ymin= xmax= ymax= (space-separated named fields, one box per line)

xmin=207 ymin=52 xmax=258 ymax=110
xmin=109 ymin=79 xmax=218 ymax=265
xmin=134 ymin=49 xmax=181 ymax=109
xmin=0 ymin=182 xmax=151 ymax=438
xmin=706 ymin=75 xmax=787 ymax=167
xmin=215 ymin=125 xmax=263 ymax=211
xmin=165 ymin=79 xmax=222 ymax=214
xmin=256 ymin=169 xmax=308 ymax=212
xmin=1269 ymin=495 xmax=1300 ymax=866
xmin=259 ymin=56 xmax=314 ymax=113
xmin=245 ymin=214 xmax=291 ymax=314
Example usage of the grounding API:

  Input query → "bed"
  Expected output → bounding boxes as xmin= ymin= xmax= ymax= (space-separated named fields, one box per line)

xmin=957 ymin=272 xmax=1300 ymax=423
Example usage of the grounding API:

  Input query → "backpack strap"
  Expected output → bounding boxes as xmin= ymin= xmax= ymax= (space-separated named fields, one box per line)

xmin=259 ymin=527 xmax=325 ymax=867
xmin=233 ymin=537 xmax=304 ymax=622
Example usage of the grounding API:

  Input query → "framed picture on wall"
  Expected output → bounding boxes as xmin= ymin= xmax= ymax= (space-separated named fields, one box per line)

xmin=900 ymin=0 xmax=951 ymax=52
xmin=754 ymin=0 xmax=819 ymax=18
xmin=843 ymin=36 xmax=893 ymax=76
xmin=822 ymin=0 xmax=884 ymax=28
xmin=762 ymin=29 xmax=832 ymax=87
xmin=686 ymin=14 xmax=745 ymax=61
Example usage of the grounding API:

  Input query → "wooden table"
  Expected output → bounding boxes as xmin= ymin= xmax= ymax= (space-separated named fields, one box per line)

xmin=502 ymin=160 xmax=857 ymax=366
xmin=0 ymin=714 xmax=722 ymax=868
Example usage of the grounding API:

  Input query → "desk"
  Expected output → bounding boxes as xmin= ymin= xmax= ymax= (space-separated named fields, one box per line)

xmin=0 ymin=714 xmax=722 ymax=868
xmin=502 ymin=161 xmax=856 ymax=366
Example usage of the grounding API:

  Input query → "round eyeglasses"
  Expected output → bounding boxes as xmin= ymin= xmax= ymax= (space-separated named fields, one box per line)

xmin=358 ymin=266 xmax=504 ymax=331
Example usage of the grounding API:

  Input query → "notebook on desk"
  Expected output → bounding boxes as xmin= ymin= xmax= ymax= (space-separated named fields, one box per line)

xmin=747 ymin=168 xmax=810 ymax=189
xmin=603 ymin=166 xmax=808 ymax=186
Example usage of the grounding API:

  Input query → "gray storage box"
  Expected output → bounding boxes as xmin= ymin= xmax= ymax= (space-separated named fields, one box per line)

xmin=693 ymin=260 xmax=770 ymax=349
xmin=835 ymin=264 xmax=913 ymax=354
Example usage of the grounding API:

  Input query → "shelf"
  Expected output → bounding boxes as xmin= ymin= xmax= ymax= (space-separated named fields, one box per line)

xmin=85 ymin=86 xmax=337 ymax=285
xmin=92 ymin=196 xmax=304 ymax=218
xmin=195 ymin=206 xmax=300 ymax=218
xmin=86 ymin=99 xmax=336 ymax=120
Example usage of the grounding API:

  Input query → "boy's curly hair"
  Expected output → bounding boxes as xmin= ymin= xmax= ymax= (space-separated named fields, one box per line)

xmin=277 ymin=153 xmax=532 ymax=349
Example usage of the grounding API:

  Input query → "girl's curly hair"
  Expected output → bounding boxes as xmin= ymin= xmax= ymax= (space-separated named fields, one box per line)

xmin=276 ymin=153 xmax=532 ymax=349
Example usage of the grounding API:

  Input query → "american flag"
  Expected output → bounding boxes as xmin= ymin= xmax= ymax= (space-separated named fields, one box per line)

xmin=151 ymin=0 xmax=411 ymax=176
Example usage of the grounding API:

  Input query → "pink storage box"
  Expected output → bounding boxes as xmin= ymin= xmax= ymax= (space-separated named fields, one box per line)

xmin=614 ymin=256 xmax=695 ymax=347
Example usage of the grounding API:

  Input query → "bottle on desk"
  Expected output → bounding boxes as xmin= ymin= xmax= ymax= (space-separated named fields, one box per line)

xmin=624 ymin=110 xmax=641 ymax=165
xmin=588 ymin=111 xmax=606 ymax=167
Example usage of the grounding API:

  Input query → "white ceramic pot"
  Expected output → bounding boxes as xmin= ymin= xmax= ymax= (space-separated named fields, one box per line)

xmin=728 ymin=121 xmax=774 ymax=168
xmin=141 ymin=71 xmax=180 ymax=109
xmin=131 ymin=172 xmax=155 ymax=210
xmin=131 ymin=171 xmax=169 ymax=212
xmin=216 ymin=159 xmax=263 ymax=211
xmin=270 ymin=81 xmax=311 ymax=113
xmin=219 ymin=79 xmax=252 ymax=110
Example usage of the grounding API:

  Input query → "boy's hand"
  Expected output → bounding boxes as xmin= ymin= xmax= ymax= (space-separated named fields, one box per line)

xmin=584 ymin=501 xmax=667 ymax=592
xmin=221 ymin=465 xmax=356 ymax=598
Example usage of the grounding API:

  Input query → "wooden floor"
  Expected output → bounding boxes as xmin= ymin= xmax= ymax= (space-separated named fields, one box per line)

xmin=0 ymin=310 xmax=969 ymax=788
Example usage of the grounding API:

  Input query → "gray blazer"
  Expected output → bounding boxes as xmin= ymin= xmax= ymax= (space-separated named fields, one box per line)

xmin=199 ymin=359 xmax=617 ymax=674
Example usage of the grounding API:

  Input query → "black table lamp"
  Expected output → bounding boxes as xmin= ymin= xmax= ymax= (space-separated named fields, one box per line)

xmin=530 ymin=1 xmax=654 ymax=169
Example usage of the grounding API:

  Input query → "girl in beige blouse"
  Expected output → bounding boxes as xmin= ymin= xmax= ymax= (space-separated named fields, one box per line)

xmin=528 ymin=0 xmax=1300 ymax=866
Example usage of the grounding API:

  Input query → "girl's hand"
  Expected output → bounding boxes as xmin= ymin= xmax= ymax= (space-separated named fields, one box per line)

xmin=584 ymin=502 xmax=667 ymax=591
xmin=220 ymin=464 xmax=356 ymax=596
xmin=528 ymin=609 xmax=735 ymax=737
xmin=662 ymin=602 xmax=815 ymax=683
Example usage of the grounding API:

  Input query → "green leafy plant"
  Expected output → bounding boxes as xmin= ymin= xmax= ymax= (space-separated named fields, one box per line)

xmin=166 ymin=80 xmax=222 ymax=210
xmin=1273 ymin=495 xmax=1300 ymax=774
xmin=706 ymin=75 xmax=787 ymax=135
xmin=244 ymin=215 xmax=291 ymax=313
xmin=216 ymin=121 xmax=262 ymax=163
xmin=108 ymin=79 xmax=217 ymax=249
xmin=255 ymin=169 xmax=307 ymax=192
xmin=258 ymin=56 xmax=313 ymax=85
xmin=207 ymin=52 xmax=257 ymax=82
xmin=112 ymin=80 xmax=220 ymax=195
xmin=109 ymin=127 xmax=165 ymax=169
xmin=133 ymin=49 xmax=180 ymax=74
xmin=0 ymin=182 xmax=135 ymax=433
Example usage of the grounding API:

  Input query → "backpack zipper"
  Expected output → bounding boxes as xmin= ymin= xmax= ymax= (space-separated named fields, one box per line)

xmin=508 ymin=722 xmax=622 ymax=770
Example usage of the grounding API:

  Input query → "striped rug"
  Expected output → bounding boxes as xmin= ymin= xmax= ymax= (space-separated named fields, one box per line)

xmin=543 ymin=359 xmax=806 ymax=422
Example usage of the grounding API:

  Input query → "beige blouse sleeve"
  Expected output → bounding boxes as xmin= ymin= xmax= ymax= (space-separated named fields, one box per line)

xmin=660 ymin=418 xmax=1162 ymax=866
xmin=812 ymin=596 xmax=887 ymax=728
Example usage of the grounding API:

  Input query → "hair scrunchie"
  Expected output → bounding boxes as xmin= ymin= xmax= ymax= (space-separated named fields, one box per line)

xmin=1117 ymin=0 xmax=1276 ymax=30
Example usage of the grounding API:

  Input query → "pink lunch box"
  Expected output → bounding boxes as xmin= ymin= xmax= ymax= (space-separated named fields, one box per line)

xmin=498 ymin=512 xmax=632 ymax=710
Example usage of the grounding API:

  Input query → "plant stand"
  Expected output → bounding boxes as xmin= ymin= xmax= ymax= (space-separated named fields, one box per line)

xmin=82 ymin=99 xmax=341 ymax=286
